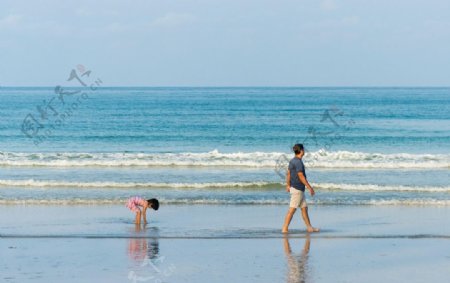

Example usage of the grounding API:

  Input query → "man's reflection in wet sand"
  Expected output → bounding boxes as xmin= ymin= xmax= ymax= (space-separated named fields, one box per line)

xmin=283 ymin=235 xmax=311 ymax=283
xmin=127 ymin=224 xmax=159 ymax=262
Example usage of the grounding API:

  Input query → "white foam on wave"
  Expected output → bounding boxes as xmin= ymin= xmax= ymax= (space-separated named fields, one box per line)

xmin=0 ymin=150 xmax=282 ymax=167
xmin=0 ymin=179 xmax=278 ymax=189
xmin=306 ymin=150 xmax=450 ymax=169
xmin=315 ymin=183 xmax=450 ymax=193
xmin=1 ymin=198 xmax=449 ymax=206
xmin=0 ymin=179 xmax=449 ymax=192
xmin=365 ymin=199 xmax=450 ymax=206
xmin=0 ymin=149 xmax=449 ymax=169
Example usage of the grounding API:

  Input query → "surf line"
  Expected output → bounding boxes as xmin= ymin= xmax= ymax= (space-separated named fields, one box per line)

xmin=1 ymin=234 xmax=449 ymax=240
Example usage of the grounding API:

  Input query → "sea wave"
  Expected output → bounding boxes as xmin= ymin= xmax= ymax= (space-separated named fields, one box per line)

xmin=0 ymin=179 xmax=449 ymax=192
xmin=316 ymin=183 xmax=450 ymax=193
xmin=0 ymin=150 xmax=449 ymax=169
xmin=0 ymin=198 xmax=449 ymax=206
xmin=0 ymin=179 xmax=279 ymax=189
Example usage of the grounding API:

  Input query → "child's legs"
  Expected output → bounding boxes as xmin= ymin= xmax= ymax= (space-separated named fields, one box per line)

xmin=127 ymin=199 xmax=141 ymax=224
xmin=135 ymin=210 xmax=141 ymax=224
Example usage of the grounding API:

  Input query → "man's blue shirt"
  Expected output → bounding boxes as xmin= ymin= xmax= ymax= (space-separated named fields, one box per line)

xmin=288 ymin=157 xmax=306 ymax=191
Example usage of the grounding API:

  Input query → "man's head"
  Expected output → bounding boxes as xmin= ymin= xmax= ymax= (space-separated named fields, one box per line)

xmin=147 ymin=198 xmax=160 ymax=210
xmin=293 ymin=143 xmax=305 ymax=157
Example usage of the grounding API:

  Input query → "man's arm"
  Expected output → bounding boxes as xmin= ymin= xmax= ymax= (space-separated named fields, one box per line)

xmin=297 ymin=172 xmax=315 ymax=196
xmin=286 ymin=170 xmax=291 ymax=192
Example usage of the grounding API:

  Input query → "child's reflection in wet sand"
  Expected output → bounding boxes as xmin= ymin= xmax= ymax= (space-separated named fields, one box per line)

xmin=283 ymin=235 xmax=311 ymax=283
xmin=127 ymin=224 xmax=159 ymax=262
xmin=127 ymin=224 xmax=162 ymax=283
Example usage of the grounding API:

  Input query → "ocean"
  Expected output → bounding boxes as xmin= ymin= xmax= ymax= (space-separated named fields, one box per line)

xmin=0 ymin=87 xmax=449 ymax=206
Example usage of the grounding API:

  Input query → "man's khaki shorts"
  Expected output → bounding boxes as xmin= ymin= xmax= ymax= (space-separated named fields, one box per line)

xmin=289 ymin=187 xmax=307 ymax=208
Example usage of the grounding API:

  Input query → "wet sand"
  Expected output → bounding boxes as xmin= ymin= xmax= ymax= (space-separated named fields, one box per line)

xmin=1 ymin=205 xmax=449 ymax=282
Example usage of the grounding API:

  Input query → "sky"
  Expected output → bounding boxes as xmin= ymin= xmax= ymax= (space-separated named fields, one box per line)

xmin=0 ymin=0 xmax=450 ymax=86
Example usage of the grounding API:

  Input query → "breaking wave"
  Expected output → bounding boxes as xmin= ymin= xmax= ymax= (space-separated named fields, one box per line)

xmin=0 ymin=179 xmax=449 ymax=192
xmin=0 ymin=150 xmax=449 ymax=169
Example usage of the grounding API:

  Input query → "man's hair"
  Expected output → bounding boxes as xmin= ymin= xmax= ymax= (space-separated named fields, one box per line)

xmin=293 ymin=144 xmax=304 ymax=155
xmin=147 ymin=198 xmax=159 ymax=210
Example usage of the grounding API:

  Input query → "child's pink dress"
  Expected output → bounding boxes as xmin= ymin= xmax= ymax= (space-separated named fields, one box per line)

xmin=126 ymin=196 xmax=146 ymax=213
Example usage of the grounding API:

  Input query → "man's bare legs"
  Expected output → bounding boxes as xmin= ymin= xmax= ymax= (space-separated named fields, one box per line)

xmin=282 ymin=207 xmax=319 ymax=233
xmin=301 ymin=207 xmax=319 ymax=232
xmin=282 ymin=207 xmax=297 ymax=233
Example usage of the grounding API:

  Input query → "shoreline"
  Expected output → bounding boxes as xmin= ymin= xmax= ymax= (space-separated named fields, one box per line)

xmin=1 ymin=204 xmax=449 ymax=237
xmin=2 ymin=204 xmax=449 ymax=283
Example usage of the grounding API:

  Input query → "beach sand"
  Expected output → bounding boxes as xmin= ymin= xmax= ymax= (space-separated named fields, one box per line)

xmin=1 ymin=204 xmax=449 ymax=283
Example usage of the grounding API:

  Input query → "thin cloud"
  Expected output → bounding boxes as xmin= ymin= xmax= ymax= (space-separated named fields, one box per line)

xmin=151 ymin=12 xmax=197 ymax=28
xmin=342 ymin=16 xmax=360 ymax=26
xmin=75 ymin=8 xmax=119 ymax=17
xmin=320 ymin=0 xmax=337 ymax=11
xmin=0 ymin=14 xmax=23 ymax=29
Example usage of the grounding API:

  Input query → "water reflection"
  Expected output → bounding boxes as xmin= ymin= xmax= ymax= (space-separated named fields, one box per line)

xmin=127 ymin=224 xmax=160 ymax=262
xmin=283 ymin=235 xmax=311 ymax=283
xmin=127 ymin=224 xmax=162 ymax=283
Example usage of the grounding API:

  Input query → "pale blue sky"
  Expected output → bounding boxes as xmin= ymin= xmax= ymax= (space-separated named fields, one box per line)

xmin=1 ymin=0 xmax=449 ymax=86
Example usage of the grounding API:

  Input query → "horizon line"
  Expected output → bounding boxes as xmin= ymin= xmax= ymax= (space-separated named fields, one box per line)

xmin=1 ymin=85 xmax=450 ymax=88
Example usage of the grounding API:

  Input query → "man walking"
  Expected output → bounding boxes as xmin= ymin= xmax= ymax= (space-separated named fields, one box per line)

xmin=282 ymin=144 xmax=319 ymax=233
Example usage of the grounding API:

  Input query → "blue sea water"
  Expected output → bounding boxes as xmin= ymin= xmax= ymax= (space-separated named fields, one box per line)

xmin=0 ymin=87 xmax=449 ymax=205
